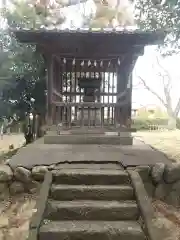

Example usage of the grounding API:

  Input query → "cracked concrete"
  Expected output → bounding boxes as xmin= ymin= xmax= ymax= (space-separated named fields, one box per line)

xmin=9 ymin=138 xmax=170 ymax=169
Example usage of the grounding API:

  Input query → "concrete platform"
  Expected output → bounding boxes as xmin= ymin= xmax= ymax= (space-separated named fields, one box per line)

xmin=8 ymin=138 xmax=170 ymax=169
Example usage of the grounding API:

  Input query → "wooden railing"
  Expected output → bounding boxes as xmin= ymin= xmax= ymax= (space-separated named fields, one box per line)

xmin=52 ymin=101 xmax=133 ymax=131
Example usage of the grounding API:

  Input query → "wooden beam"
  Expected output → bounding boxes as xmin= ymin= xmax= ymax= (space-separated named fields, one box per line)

xmin=38 ymin=43 xmax=144 ymax=59
xmin=39 ymin=49 xmax=119 ymax=72
xmin=52 ymin=101 xmax=129 ymax=107
xmin=56 ymin=63 xmax=117 ymax=73
xmin=61 ymin=92 xmax=118 ymax=96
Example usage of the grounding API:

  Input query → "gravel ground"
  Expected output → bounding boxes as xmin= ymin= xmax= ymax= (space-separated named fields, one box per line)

xmin=133 ymin=130 xmax=180 ymax=162
xmin=0 ymin=134 xmax=25 ymax=155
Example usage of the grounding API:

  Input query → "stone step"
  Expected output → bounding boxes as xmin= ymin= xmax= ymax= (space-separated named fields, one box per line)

xmin=44 ymin=134 xmax=133 ymax=145
xmin=52 ymin=169 xmax=130 ymax=185
xmin=50 ymin=184 xmax=134 ymax=201
xmin=45 ymin=200 xmax=139 ymax=221
xmin=47 ymin=125 xmax=136 ymax=133
xmin=39 ymin=220 xmax=145 ymax=240
xmin=54 ymin=163 xmax=122 ymax=170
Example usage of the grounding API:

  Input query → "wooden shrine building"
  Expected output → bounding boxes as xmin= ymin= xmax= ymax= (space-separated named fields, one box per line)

xmin=14 ymin=28 xmax=165 ymax=145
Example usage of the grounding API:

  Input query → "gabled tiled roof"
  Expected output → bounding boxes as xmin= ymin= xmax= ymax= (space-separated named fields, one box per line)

xmin=12 ymin=27 xmax=167 ymax=46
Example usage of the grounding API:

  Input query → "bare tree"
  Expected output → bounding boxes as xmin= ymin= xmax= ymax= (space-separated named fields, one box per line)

xmin=136 ymin=55 xmax=180 ymax=129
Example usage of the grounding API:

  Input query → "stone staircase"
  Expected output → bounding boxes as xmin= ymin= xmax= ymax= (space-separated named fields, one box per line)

xmin=31 ymin=164 xmax=149 ymax=240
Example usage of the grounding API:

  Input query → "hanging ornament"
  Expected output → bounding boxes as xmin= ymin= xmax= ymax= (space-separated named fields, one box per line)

xmin=100 ymin=61 xmax=103 ymax=67
xmin=63 ymin=58 xmax=66 ymax=64
xmin=72 ymin=58 xmax=75 ymax=65
xmin=118 ymin=58 xmax=121 ymax=65
xmin=88 ymin=60 xmax=91 ymax=66
xmin=81 ymin=60 xmax=84 ymax=66
xmin=94 ymin=60 xmax=97 ymax=67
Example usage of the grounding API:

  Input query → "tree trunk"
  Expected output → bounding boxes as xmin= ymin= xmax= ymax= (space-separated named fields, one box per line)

xmin=167 ymin=109 xmax=176 ymax=129
xmin=168 ymin=116 xmax=176 ymax=129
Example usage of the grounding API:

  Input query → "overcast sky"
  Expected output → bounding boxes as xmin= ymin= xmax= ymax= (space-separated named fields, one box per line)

xmin=133 ymin=47 xmax=180 ymax=111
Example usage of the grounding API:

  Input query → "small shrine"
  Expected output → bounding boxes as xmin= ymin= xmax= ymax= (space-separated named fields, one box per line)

xmin=13 ymin=28 xmax=165 ymax=144
xmin=77 ymin=77 xmax=102 ymax=126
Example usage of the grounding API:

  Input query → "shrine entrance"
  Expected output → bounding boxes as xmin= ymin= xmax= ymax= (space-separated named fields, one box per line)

xmin=14 ymin=29 xmax=165 ymax=144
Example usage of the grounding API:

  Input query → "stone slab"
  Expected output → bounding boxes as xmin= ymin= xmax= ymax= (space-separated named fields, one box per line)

xmin=8 ymin=138 xmax=170 ymax=169
xmin=128 ymin=170 xmax=167 ymax=240
xmin=39 ymin=220 xmax=145 ymax=240
xmin=45 ymin=200 xmax=138 ymax=221
xmin=30 ymin=171 xmax=52 ymax=229
xmin=52 ymin=169 xmax=129 ymax=185
xmin=49 ymin=125 xmax=136 ymax=133
xmin=50 ymin=184 xmax=134 ymax=201
xmin=54 ymin=163 xmax=122 ymax=170
xmin=44 ymin=134 xmax=133 ymax=145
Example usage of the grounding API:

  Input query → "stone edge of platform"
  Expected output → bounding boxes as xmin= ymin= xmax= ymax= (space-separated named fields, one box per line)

xmin=128 ymin=170 xmax=165 ymax=240
xmin=28 ymin=171 xmax=52 ymax=240
xmin=44 ymin=134 xmax=133 ymax=145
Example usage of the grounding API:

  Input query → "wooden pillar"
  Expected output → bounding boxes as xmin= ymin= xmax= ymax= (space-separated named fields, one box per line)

xmin=51 ymin=57 xmax=57 ymax=125
xmin=54 ymin=58 xmax=63 ymax=124
xmin=116 ymin=54 xmax=130 ymax=125
xmin=126 ymin=74 xmax=133 ymax=127
xmin=49 ymin=57 xmax=63 ymax=125
xmin=116 ymin=53 xmax=138 ymax=126
xmin=46 ymin=55 xmax=53 ymax=126
xmin=52 ymin=58 xmax=58 ymax=124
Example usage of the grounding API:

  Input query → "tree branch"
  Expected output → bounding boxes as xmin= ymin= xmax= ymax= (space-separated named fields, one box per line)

xmin=156 ymin=56 xmax=171 ymax=86
xmin=137 ymin=75 xmax=167 ymax=108
xmin=155 ymin=56 xmax=174 ymax=111
xmin=174 ymin=98 xmax=180 ymax=117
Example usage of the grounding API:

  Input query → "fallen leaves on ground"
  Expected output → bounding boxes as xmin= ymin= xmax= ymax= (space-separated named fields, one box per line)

xmin=152 ymin=200 xmax=180 ymax=240
xmin=0 ymin=194 xmax=37 ymax=240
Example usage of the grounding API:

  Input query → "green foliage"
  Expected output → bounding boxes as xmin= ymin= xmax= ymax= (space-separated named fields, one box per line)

xmin=176 ymin=118 xmax=180 ymax=129
xmin=133 ymin=118 xmax=180 ymax=130
xmin=135 ymin=108 xmax=150 ymax=119
xmin=0 ymin=101 xmax=14 ymax=117
xmin=6 ymin=0 xmax=46 ymax=29
xmin=0 ymin=2 xmax=46 ymax=119
xmin=132 ymin=118 xmax=169 ymax=130
xmin=135 ymin=0 xmax=180 ymax=54
xmin=136 ymin=107 xmax=168 ymax=119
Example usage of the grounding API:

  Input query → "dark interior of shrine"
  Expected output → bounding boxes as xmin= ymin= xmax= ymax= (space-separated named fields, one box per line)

xmin=52 ymin=57 xmax=120 ymax=127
